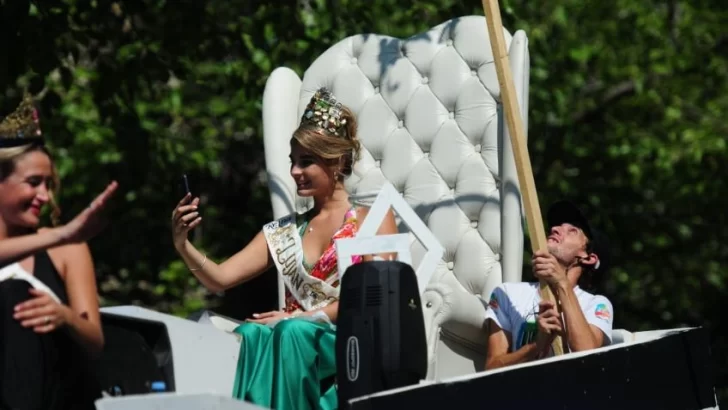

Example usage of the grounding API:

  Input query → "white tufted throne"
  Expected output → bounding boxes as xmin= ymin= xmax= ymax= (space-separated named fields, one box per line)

xmin=261 ymin=16 xmax=530 ymax=380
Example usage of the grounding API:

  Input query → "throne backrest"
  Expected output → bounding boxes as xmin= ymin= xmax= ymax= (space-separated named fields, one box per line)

xmin=263 ymin=16 xmax=529 ymax=356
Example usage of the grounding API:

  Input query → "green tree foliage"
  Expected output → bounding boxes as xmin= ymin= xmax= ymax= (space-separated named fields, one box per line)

xmin=1 ymin=0 xmax=725 ymax=400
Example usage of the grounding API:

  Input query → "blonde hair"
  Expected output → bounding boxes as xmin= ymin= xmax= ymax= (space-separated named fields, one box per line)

xmin=0 ymin=144 xmax=61 ymax=225
xmin=292 ymin=105 xmax=361 ymax=176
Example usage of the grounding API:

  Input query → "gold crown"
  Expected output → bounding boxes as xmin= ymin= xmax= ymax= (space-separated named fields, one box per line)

xmin=300 ymin=88 xmax=348 ymax=138
xmin=0 ymin=92 xmax=43 ymax=148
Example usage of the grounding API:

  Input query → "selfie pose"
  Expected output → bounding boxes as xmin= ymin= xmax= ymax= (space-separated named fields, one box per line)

xmin=0 ymin=93 xmax=118 ymax=409
xmin=171 ymin=88 xmax=397 ymax=410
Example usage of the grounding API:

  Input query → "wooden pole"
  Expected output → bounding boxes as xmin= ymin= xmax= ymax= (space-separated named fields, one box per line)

xmin=481 ymin=0 xmax=565 ymax=356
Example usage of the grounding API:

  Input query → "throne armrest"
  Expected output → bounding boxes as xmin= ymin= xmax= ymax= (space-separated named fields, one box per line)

xmin=262 ymin=67 xmax=303 ymax=309
xmin=263 ymin=67 xmax=304 ymax=220
xmin=421 ymin=273 xmax=490 ymax=376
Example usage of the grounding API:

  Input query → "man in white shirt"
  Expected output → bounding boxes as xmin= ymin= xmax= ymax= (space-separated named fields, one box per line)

xmin=484 ymin=200 xmax=614 ymax=370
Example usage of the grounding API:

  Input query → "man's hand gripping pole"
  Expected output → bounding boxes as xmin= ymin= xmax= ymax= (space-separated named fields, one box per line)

xmin=481 ymin=0 xmax=566 ymax=356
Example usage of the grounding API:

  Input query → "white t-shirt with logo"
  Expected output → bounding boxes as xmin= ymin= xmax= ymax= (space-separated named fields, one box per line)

xmin=485 ymin=282 xmax=614 ymax=354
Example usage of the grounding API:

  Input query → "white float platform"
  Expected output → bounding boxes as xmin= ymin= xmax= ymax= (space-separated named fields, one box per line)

xmin=95 ymin=393 xmax=267 ymax=410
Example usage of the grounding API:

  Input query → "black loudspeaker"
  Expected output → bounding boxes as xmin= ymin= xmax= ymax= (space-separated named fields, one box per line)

xmin=95 ymin=312 xmax=175 ymax=396
xmin=335 ymin=261 xmax=427 ymax=409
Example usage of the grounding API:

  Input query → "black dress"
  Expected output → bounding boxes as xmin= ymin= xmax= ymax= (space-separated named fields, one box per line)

xmin=0 ymin=251 xmax=100 ymax=410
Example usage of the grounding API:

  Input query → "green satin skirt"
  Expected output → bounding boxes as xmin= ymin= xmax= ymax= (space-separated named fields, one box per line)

xmin=231 ymin=318 xmax=338 ymax=410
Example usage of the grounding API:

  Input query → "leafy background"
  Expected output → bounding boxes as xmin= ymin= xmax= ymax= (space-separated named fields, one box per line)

xmin=1 ymin=0 xmax=725 ymax=402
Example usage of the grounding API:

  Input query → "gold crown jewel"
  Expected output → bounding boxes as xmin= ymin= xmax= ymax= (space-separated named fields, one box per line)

xmin=0 ymin=92 xmax=44 ymax=149
xmin=301 ymin=88 xmax=348 ymax=138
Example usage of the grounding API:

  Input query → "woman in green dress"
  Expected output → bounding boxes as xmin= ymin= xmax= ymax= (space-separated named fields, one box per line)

xmin=171 ymin=88 xmax=397 ymax=409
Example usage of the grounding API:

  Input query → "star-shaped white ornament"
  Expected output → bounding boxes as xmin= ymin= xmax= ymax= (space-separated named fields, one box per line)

xmin=335 ymin=182 xmax=445 ymax=296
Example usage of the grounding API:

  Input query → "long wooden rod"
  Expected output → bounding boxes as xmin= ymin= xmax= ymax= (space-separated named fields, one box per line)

xmin=481 ymin=0 xmax=565 ymax=356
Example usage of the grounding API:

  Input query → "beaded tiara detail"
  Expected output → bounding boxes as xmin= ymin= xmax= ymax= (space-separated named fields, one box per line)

xmin=0 ymin=92 xmax=43 ymax=148
xmin=300 ymin=88 xmax=348 ymax=138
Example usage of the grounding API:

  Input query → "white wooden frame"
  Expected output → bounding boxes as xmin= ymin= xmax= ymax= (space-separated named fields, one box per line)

xmin=335 ymin=183 xmax=445 ymax=296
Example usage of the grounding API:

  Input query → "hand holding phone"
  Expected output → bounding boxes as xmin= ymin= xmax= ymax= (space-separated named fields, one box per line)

xmin=171 ymin=174 xmax=201 ymax=248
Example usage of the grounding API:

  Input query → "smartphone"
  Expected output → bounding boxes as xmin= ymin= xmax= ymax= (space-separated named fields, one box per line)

xmin=182 ymin=174 xmax=191 ymax=195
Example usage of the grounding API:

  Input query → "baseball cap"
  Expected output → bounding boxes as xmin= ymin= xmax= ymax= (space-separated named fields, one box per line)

xmin=546 ymin=200 xmax=610 ymax=276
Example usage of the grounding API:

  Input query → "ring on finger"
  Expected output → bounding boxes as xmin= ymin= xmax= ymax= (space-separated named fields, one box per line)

xmin=44 ymin=316 xmax=51 ymax=325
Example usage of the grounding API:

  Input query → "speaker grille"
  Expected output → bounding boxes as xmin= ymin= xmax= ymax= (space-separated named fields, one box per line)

xmin=366 ymin=285 xmax=383 ymax=307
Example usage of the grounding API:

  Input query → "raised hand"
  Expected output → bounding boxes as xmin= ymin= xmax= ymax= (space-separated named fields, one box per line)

xmin=55 ymin=181 xmax=119 ymax=245
xmin=532 ymin=249 xmax=568 ymax=287
xmin=171 ymin=193 xmax=201 ymax=249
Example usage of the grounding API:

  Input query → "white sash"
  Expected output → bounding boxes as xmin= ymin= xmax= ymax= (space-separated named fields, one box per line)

xmin=0 ymin=263 xmax=62 ymax=304
xmin=262 ymin=214 xmax=340 ymax=311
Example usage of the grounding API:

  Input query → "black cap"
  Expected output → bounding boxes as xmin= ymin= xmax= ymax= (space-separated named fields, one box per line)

xmin=546 ymin=200 xmax=610 ymax=276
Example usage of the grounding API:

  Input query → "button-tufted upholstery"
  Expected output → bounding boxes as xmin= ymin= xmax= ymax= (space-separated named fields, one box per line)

xmin=261 ymin=16 xmax=530 ymax=379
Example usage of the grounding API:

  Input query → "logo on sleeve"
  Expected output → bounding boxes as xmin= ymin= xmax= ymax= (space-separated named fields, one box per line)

xmin=594 ymin=303 xmax=611 ymax=321
xmin=488 ymin=293 xmax=499 ymax=310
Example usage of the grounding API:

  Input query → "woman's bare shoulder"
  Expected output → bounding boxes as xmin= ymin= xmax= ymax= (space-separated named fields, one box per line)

xmin=39 ymin=228 xmax=92 ymax=277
